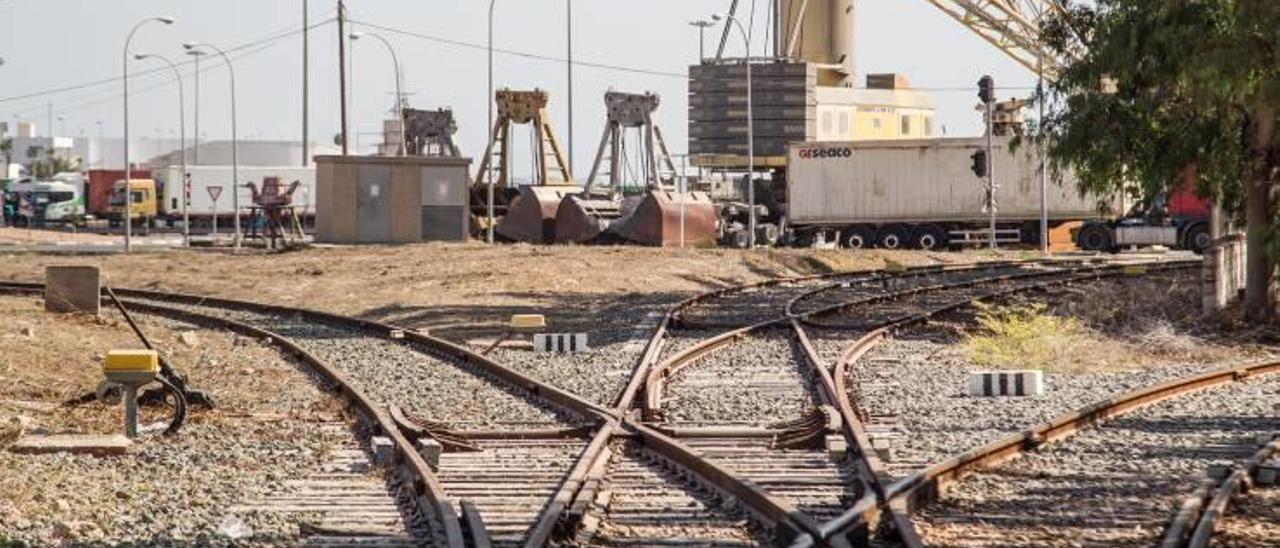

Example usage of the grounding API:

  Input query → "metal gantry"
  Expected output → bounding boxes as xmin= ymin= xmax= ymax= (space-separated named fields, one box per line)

xmin=922 ymin=0 xmax=1069 ymax=80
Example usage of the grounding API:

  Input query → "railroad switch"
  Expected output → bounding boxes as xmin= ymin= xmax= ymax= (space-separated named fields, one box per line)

xmin=103 ymin=349 xmax=159 ymax=438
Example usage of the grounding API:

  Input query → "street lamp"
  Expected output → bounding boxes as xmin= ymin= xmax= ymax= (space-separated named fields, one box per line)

xmin=186 ymin=48 xmax=207 ymax=165
xmin=712 ymin=13 xmax=756 ymax=248
xmin=487 ymin=0 xmax=498 ymax=244
xmin=689 ymin=20 xmax=716 ymax=61
xmin=349 ymin=31 xmax=403 ymax=157
xmin=134 ymin=52 xmax=188 ymax=248
xmin=182 ymin=41 xmax=239 ymax=251
xmin=123 ymin=15 xmax=175 ymax=253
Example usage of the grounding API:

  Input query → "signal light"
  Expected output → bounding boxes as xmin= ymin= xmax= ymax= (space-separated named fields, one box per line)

xmin=978 ymin=75 xmax=996 ymax=104
xmin=971 ymin=149 xmax=989 ymax=178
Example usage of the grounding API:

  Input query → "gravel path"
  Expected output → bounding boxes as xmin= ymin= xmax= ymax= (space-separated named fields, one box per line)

xmin=916 ymin=371 xmax=1280 ymax=547
xmin=129 ymin=298 xmax=584 ymax=429
xmin=664 ymin=331 xmax=820 ymax=427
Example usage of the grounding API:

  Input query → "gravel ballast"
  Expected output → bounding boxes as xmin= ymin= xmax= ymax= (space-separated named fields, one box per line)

xmin=916 ymin=371 xmax=1280 ymax=547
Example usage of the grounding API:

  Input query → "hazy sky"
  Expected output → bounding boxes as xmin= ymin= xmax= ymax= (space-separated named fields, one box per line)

xmin=0 ymin=0 xmax=1038 ymax=172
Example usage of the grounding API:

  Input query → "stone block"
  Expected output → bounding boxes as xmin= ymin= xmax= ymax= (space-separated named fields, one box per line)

xmin=416 ymin=438 xmax=442 ymax=471
xmin=371 ymin=436 xmax=395 ymax=466
xmin=9 ymin=434 xmax=130 ymax=456
xmin=44 ymin=266 xmax=100 ymax=315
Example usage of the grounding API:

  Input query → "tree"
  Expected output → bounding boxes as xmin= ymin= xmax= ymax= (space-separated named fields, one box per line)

xmin=29 ymin=155 xmax=78 ymax=179
xmin=0 ymin=137 xmax=11 ymax=178
xmin=1036 ymin=0 xmax=1280 ymax=321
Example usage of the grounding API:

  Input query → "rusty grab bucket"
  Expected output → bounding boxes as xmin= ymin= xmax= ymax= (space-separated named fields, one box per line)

xmin=495 ymin=185 xmax=582 ymax=244
xmin=554 ymin=196 xmax=624 ymax=244
xmin=609 ymin=190 xmax=718 ymax=247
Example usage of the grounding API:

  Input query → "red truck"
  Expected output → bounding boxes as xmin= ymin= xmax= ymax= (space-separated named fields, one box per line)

xmin=1075 ymin=184 xmax=1212 ymax=253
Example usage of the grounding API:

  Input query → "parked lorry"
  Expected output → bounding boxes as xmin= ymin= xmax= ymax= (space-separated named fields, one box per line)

xmin=87 ymin=169 xmax=150 ymax=218
xmin=107 ymin=166 xmax=316 ymax=228
xmin=8 ymin=179 xmax=85 ymax=227
xmin=1074 ymin=185 xmax=1212 ymax=253
xmin=784 ymin=137 xmax=1115 ymax=249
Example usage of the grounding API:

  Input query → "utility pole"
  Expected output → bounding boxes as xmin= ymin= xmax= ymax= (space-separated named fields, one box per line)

xmin=302 ymin=0 xmax=310 ymax=166
xmin=978 ymin=75 xmax=997 ymax=250
xmin=337 ymin=0 xmax=348 ymax=155
xmin=566 ymin=0 xmax=574 ymax=174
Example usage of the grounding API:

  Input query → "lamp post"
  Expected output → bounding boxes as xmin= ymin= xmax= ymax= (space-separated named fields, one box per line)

xmin=186 ymin=49 xmax=206 ymax=165
xmin=350 ymin=31 xmax=403 ymax=156
xmin=713 ymin=13 xmax=755 ymax=248
xmin=123 ymin=16 xmax=175 ymax=253
xmin=182 ymin=42 xmax=239 ymax=251
xmin=689 ymin=20 xmax=715 ymax=61
xmin=134 ymin=53 xmax=188 ymax=248
xmin=487 ymin=0 xmax=498 ymax=244
xmin=347 ymin=33 xmax=358 ymax=153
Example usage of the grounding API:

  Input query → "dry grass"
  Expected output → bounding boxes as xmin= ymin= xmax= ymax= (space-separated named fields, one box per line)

xmin=963 ymin=301 xmax=1126 ymax=374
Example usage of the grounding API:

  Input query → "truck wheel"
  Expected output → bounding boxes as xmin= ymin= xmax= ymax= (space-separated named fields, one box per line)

xmin=877 ymin=225 xmax=910 ymax=250
xmin=912 ymin=225 xmax=948 ymax=251
xmin=1184 ymin=224 xmax=1212 ymax=254
xmin=841 ymin=225 xmax=875 ymax=249
xmin=1078 ymin=225 xmax=1113 ymax=252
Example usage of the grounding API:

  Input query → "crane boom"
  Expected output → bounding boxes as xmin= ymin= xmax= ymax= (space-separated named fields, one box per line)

xmin=922 ymin=0 xmax=1069 ymax=80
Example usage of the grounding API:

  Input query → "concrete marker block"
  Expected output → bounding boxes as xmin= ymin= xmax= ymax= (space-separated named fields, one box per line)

xmin=825 ymin=434 xmax=848 ymax=461
xmin=969 ymin=370 xmax=1044 ymax=397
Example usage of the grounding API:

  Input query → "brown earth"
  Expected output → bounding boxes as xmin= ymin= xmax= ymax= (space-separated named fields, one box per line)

xmin=0 ymin=242 xmax=1029 ymax=331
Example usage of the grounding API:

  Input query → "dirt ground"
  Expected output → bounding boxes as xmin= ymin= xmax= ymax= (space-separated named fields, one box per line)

xmin=0 ymin=241 xmax=1028 ymax=331
xmin=0 ymin=295 xmax=353 ymax=544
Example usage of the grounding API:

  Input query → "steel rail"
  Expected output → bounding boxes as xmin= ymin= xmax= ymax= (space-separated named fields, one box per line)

xmin=2 ymin=280 xmax=820 ymax=548
xmin=811 ymin=352 xmax=1280 ymax=547
xmin=0 ymin=283 xmax=467 ymax=548
xmin=1163 ymin=436 xmax=1280 ymax=548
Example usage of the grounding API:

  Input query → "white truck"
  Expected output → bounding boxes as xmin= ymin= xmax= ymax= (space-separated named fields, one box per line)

xmin=9 ymin=179 xmax=85 ymax=226
xmin=151 ymin=166 xmax=316 ymax=228
xmin=785 ymin=137 xmax=1115 ymax=249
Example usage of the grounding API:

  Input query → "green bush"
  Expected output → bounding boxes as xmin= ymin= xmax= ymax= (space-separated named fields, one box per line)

xmin=965 ymin=301 xmax=1084 ymax=371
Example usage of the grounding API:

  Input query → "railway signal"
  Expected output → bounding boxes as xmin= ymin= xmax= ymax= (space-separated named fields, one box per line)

xmin=970 ymin=149 xmax=989 ymax=178
xmin=978 ymin=75 xmax=996 ymax=105
xmin=978 ymin=75 xmax=998 ymax=249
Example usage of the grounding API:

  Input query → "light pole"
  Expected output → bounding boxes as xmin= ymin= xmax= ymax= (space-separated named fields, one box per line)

xmin=123 ymin=16 xmax=175 ymax=253
xmin=713 ymin=13 xmax=755 ymax=248
xmin=183 ymin=42 xmax=239 ymax=251
xmin=689 ymin=20 xmax=715 ymax=61
xmin=350 ymin=31 xmax=403 ymax=156
xmin=487 ymin=0 xmax=498 ymax=244
xmin=135 ymin=53 xmax=188 ymax=248
xmin=566 ymin=0 xmax=574 ymax=173
xmin=348 ymin=33 xmax=358 ymax=154
xmin=186 ymin=49 xmax=206 ymax=165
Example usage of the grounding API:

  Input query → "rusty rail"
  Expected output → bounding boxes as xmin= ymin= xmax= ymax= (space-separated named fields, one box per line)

xmin=1164 ymin=436 xmax=1280 ymax=548
xmin=810 ymin=359 xmax=1280 ymax=547
xmin=0 ymin=284 xmax=467 ymax=548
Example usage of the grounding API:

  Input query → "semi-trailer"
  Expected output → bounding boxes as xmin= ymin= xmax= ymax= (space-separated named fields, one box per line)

xmin=107 ymin=166 xmax=316 ymax=228
xmin=784 ymin=137 xmax=1116 ymax=249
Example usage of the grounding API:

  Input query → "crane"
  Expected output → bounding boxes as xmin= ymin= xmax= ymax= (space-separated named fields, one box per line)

xmin=920 ymin=0 xmax=1072 ymax=81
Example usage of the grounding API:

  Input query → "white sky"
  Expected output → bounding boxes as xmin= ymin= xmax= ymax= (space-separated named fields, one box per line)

xmin=0 ymin=0 xmax=1038 ymax=172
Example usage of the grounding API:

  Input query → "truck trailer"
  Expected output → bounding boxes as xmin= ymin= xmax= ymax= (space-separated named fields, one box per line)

xmin=107 ymin=166 xmax=316 ymax=228
xmin=785 ymin=137 xmax=1115 ymax=249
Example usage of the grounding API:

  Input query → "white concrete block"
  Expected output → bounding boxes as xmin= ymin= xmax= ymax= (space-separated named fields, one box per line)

xmin=533 ymin=333 xmax=589 ymax=353
xmin=968 ymin=370 xmax=1044 ymax=397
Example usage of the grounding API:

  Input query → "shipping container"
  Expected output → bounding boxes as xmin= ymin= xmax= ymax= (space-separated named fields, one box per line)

xmin=786 ymin=137 xmax=1117 ymax=249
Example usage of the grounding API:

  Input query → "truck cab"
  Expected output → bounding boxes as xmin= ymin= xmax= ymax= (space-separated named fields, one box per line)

xmin=1076 ymin=187 xmax=1211 ymax=253
xmin=107 ymin=179 xmax=158 ymax=227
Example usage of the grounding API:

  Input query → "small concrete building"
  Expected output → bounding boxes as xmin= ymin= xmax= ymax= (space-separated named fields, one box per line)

xmin=314 ymin=155 xmax=473 ymax=244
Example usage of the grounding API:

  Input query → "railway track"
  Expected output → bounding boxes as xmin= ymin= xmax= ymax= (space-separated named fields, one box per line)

xmin=11 ymin=255 xmax=1269 ymax=547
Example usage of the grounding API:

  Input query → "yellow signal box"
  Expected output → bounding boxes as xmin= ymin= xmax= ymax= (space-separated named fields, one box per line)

xmin=104 ymin=349 xmax=159 ymax=386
